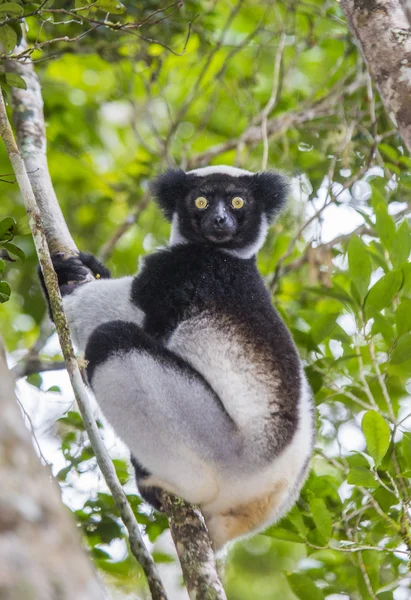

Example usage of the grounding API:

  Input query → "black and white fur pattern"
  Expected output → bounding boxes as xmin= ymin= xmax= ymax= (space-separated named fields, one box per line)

xmin=46 ymin=165 xmax=314 ymax=550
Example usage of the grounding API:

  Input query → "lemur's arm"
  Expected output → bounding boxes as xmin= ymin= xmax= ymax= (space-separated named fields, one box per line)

xmin=40 ymin=253 xmax=144 ymax=352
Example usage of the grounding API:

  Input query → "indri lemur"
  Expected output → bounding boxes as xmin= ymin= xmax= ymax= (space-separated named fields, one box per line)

xmin=44 ymin=165 xmax=314 ymax=550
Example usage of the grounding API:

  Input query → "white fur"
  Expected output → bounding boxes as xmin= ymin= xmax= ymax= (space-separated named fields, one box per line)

xmin=91 ymin=351 xmax=237 ymax=505
xmin=187 ymin=165 xmax=254 ymax=178
xmin=223 ymin=214 xmax=269 ymax=259
xmin=63 ymin=277 xmax=144 ymax=352
xmin=168 ymin=312 xmax=277 ymax=437
xmin=169 ymin=214 xmax=187 ymax=246
xmin=169 ymin=207 xmax=268 ymax=259
xmin=89 ymin=317 xmax=313 ymax=543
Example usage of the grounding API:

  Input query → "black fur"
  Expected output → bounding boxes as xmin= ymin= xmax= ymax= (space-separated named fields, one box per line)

xmin=130 ymin=456 xmax=164 ymax=511
xmin=39 ymin=252 xmax=111 ymax=318
xmin=151 ymin=169 xmax=289 ymax=252
xmin=131 ymin=245 xmax=300 ymax=456
xmin=149 ymin=169 xmax=189 ymax=220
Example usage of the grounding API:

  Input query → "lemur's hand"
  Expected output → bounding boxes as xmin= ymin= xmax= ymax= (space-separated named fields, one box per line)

xmin=38 ymin=252 xmax=111 ymax=317
xmin=50 ymin=252 xmax=111 ymax=296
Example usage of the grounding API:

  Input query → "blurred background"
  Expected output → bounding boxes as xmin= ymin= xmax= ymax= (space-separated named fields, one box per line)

xmin=1 ymin=1 xmax=411 ymax=598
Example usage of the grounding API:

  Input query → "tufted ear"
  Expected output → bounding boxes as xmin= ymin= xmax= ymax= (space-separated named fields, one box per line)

xmin=250 ymin=171 xmax=289 ymax=222
xmin=150 ymin=169 xmax=189 ymax=221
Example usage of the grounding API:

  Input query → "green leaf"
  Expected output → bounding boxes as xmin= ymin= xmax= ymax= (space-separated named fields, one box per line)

xmin=47 ymin=385 xmax=61 ymax=393
xmin=309 ymin=497 xmax=332 ymax=541
xmin=311 ymin=312 xmax=340 ymax=344
xmin=365 ymin=270 xmax=403 ymax=318
xmin=287 ymin=573 xmax=324 ymax=600
xmin=378 ymin=143 xmax=399 ymax=162
xmin=3 ymin=241 xmax=25 ymax=262
xmin=372 ymin=188 xmax=396 ymax=251
xmin=362 ymin=410 xmax=390 ymax=466
xmin=91 ymin=547 xmax=111 ymax=559
xmin=0 ymin=24 xmax=17 ymax=53
xmin=58 ymin=411 xmax=85 ymax=430
xmin=5 ymin=72 xmax=26 ymax=89
xmin=347 ymin=466 xmax=378 ymax=488
xmin=0 ymin=2 xmax=24 ymax=15
xmin=56 ymin=465 xmax=72 ymax=481
xmin=396 ymin=300 xmax=411 ymax=337
xmin=113 ymin=458 xmax=129 ymax=484
xmin=0 ymin=216 xmax=15 ymax=240
xmin=391 ymin=221 xmax=411 ymax=267
xmin=347 ymin=236 xmax=371 ymax=299
xmin=0 ymin=259 xmax=4 ymax=275
xmin=371 ymin=313 xmax=394 ymax=344
xmin=264 ymin=526 xmax=305 ymax=543
xmin=391 ymin=333 xmax=411 ymax=365
xmin=287 ymin=505 xmax=308 ymax=537
xmin=401 ymin=433 xmax=411 ymax=469
xmin=13 ymin=216 xmax=30 ymax=235
xmin=26 ymin=372 xmax=42 ymax=388
xmin=94 ymin=0 xmax=125 ymax=13
xmin=0 ymin=280 xmax=11 ymax=302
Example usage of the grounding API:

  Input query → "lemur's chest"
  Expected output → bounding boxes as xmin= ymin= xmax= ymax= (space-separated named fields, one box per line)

xmin=132 ymin=248 xmax=257 ymax=340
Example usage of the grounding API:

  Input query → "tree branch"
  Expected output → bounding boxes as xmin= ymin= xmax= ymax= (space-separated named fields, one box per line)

xmin=0 ymin=65 xmax=168 ymax=600
xmin=186 ymin=73 xmax=367 ymax=169
xmin=6 ymin=42 xmax=78 ymax=255
xmin=340 ymin=0 xmax=411 ymax=153
xmin=12 ymin=358 xmax=66 ymax=379
xmin=4 ymin=43 xmax=226 ymax=599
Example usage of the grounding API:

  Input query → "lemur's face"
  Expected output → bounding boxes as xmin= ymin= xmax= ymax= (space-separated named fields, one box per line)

xmin=179 ymin=174 xmax=259 ymax=247
xmin=151 ymin=166 xmax=289 ymax=257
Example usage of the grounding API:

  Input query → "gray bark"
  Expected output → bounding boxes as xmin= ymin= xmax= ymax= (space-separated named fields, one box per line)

xmin=0 ymin=341 xmax=108 ymax=600
xmin=400 ymin=0 xmax=411 ymax=25
xmin=341 ymin=0 xmax=411 ymax=153
xmin=6 ymin=42 xmax=78 ymax=256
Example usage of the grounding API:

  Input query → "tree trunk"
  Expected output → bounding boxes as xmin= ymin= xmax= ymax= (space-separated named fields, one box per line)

xmin=341 ymin=0 xmax=411 ymax=152
xmin=0 ymin=341 xmax=108 ymax=600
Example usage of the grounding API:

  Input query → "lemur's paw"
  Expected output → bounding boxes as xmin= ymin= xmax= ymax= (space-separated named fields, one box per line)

xmin=77 ymin=252 xmax=111 ymax=280
xmin=51 ymin=253 xmax=90 ymax=289
xmin=48 ymin=252 xmax=111 ymax=296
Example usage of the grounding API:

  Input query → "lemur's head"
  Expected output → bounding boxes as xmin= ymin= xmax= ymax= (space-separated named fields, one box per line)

xmin=150 ymin=165 xmax=289 ymax=259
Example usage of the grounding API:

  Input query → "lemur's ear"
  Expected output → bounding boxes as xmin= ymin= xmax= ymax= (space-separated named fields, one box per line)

xmin=250 ymin=171 xmax=289 ymax=222
xmin=150 ymin=169 xmax=188 ymax=221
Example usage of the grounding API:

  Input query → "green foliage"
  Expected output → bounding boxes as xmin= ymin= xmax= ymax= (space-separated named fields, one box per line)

xmin=2 ymin=0 xmax=411 ymax=598
xmin=0 ymin=216 xmax=26 ymax=302
xmin=361 ymin=411 xmax=390 ymax=466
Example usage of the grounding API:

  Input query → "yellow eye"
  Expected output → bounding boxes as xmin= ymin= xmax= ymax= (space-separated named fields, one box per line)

xmin=231 ymin=197 xmax=244 ymax=209
xmin=195 ymin=196 xmax=208 ymax=210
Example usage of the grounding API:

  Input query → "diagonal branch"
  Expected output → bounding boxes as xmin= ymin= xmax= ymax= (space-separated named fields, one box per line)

xmin=5 ymin=42 xmax=226 ymax=600
xmin=0 ymin=88 xmax=168 ymax=600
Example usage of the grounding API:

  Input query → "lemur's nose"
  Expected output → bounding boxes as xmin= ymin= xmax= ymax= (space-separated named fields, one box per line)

xmin=214 ymin=214 xmax=227 ymax=226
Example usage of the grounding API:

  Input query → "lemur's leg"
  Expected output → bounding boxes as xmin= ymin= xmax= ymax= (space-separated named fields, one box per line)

xmin=40 ymin=254 xmax=144 ymax=352
xmin=85 ymin=320 xmax=241 ymax=506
